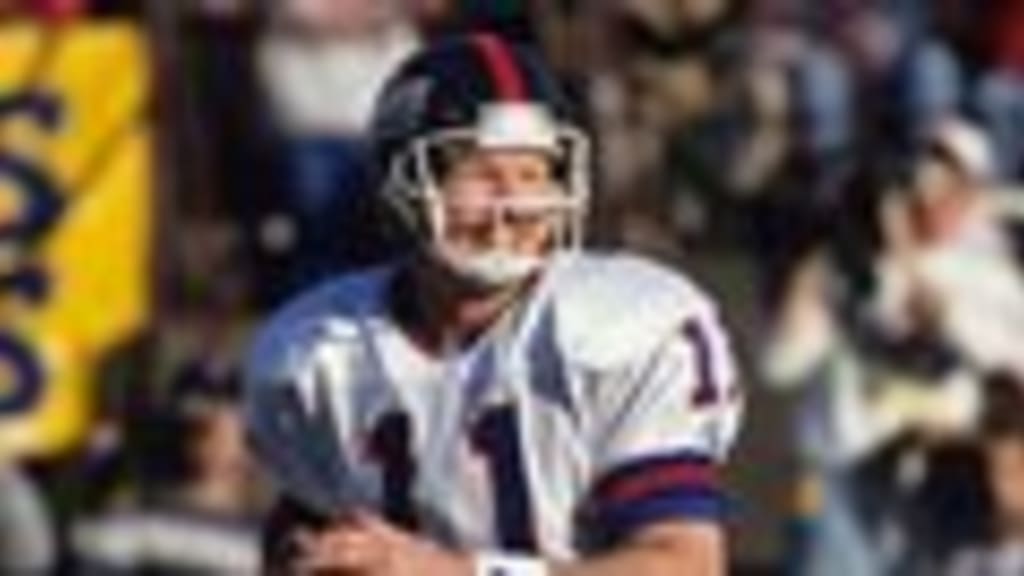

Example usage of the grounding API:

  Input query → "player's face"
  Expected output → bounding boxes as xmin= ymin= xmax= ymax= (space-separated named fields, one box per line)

xmin=437 ymin=146 xmax=563 ymax=261
xmin=911 ymin=156 xmax=972 ymax=241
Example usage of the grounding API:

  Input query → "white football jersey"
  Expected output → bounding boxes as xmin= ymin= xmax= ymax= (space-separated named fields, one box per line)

xmin=243 ymin=252 xmax=743 ymax=559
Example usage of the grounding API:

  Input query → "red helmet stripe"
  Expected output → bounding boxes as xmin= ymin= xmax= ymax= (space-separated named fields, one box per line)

xmin=472 ymin=33 xmax=527 ymax=101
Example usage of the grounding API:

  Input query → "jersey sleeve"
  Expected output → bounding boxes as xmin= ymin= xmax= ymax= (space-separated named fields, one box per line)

xmin=242 ymin=271 xmax=392 ymax=516
xmin=242 ymin=320 xmax=356 ymax=516
xmin=579 ymin=303 xmax=743 ymax=545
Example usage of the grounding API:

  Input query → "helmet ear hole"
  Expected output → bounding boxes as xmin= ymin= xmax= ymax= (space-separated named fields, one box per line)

xmin=382 ymin=148 xmax=433 ymax=240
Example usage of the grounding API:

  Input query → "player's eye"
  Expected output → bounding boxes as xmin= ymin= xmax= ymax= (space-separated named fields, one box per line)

xmin=514 ymin=161 xmax=552 ymax=185
xmin=429 ymin=138 xmax=477 ymax=179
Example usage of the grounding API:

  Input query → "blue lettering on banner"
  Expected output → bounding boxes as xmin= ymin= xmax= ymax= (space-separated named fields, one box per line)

xmin=0 ymin=91 xmax=64 ymax=417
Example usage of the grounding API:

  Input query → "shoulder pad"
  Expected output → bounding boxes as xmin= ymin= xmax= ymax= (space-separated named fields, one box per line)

xmin=244 ymin=266 xmax=393 ymax=395
xmin=242 ymin=266 xmax=394 ymax=512
xmin=546 ymin=253 xmax=718 ymax=371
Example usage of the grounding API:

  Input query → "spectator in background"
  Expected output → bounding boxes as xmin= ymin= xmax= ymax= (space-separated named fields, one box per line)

xmin=759 ymin=245 xmax=890 ymax=576
xmin=756 ymin=227 xmax=977 ymax=575
xmin=746 ymin=0 xmax=853 ymax=165
xmin=730 ymin=9 xmax=852 ymax=297
xmin=947 ymin=379 xmax=1024 ymax=576
xmin=975 ymin=0 xmax=1024 ymax=180
xmin=871 ymin=117 xmax=1024 ymax=385
xmin=586 ymin=0 xmax=741 ymax=248
xmin=863 ymin=117 xmax=1024 ymax=570
xmin=71 ymin=262 xmax=262 ymax=574
xmin=0 ymin=464 xmax=56 ymax=573
xmin=255 ymin=0 xmax=420 ymax=301
xmin=825 ymin=2 xmax=962 ymax=160
xmin=758 ymin=118 xmax=1024 ymax=575
xmin=71 ymin=367 xmax=262 ymax=575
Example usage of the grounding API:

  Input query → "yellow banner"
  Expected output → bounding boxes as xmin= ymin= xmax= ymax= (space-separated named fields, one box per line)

xmin=0 ymin=22 xmax=151 ymax=457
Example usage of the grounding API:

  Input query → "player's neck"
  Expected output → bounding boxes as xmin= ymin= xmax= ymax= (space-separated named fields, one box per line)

xmin=392 ymin=260 xmax=528 ymax=355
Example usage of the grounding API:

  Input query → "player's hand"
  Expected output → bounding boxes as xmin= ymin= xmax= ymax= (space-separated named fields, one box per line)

xmin=291 ymin=510 xmax=473 ymax=576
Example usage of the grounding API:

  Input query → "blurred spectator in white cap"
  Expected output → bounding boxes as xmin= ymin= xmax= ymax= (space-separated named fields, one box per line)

xmin=871 ymin=115 xmax=1024 ymax=389
xmin=924 ymin=116 xmax=997 ymax=187
xmin=760 ymin=116 xmax=1024 ymax=576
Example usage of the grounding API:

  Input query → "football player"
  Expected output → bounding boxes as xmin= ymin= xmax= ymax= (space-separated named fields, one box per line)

xmin=244 ymin=33 xmax=744 ymax=576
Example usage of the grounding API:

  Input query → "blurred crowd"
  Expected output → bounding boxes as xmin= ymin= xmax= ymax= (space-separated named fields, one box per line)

xmin=3 ymin=0 xmax=1024 ymax=574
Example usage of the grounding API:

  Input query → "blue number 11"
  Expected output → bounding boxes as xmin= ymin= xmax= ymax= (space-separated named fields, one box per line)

xmin=366 ymin=404 xmax=537 ymax=551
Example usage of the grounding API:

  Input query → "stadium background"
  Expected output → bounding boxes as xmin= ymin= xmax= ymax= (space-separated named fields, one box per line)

xmin=1 ymin=0 xmax=1023 ymax=573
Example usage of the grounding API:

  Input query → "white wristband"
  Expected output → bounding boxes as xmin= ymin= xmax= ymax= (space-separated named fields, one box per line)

xmin=473 ymin=553 xmax=550 ymax=576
